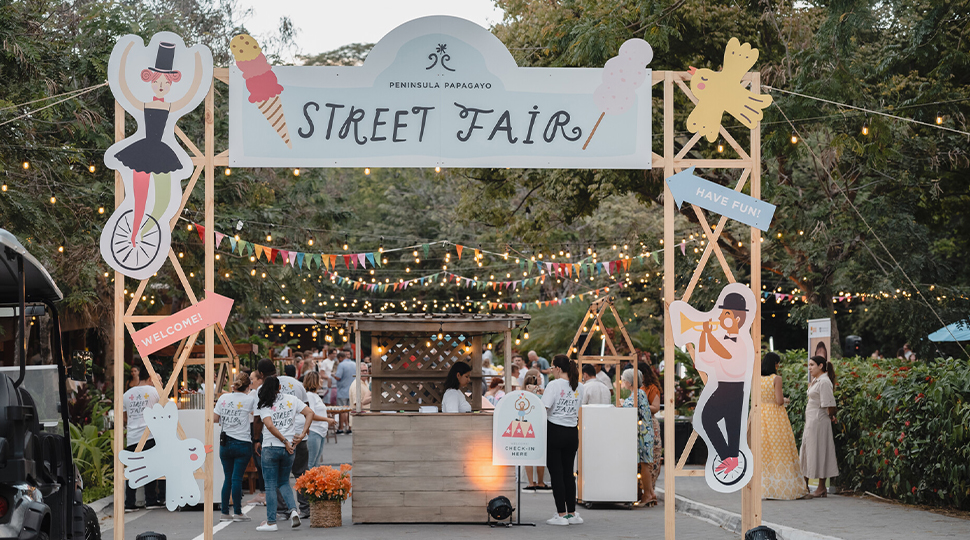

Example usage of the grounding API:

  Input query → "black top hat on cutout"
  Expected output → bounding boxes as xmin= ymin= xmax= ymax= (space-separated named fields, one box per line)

xmin=718 ymin=292 xmax=748 ymax=312
xmin=148 ymin=42 xmax=178 ymax=74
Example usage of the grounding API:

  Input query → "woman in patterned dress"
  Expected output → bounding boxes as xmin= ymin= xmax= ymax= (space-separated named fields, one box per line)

xmin=759 ymin=352 xmax=811 ymax=500
xmin=621 ymin=369 xmax=656 ymax=507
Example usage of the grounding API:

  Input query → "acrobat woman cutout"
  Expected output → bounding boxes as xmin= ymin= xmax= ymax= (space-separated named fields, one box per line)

xmin=100 ymin=33 xmax=212 ymax=280
xmin=669 ymin=283 xmax=757 ymax=493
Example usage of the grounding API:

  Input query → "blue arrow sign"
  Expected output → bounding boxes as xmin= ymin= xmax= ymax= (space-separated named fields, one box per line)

xmin=665 ymin=167 xmax=776 ymax=231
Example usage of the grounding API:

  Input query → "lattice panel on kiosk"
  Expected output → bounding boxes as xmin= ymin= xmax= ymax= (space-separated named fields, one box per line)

xmin=376 ymin=380 xmax=446 ymax=409
xmin=377 ymin=333 xmax=472 ymax=373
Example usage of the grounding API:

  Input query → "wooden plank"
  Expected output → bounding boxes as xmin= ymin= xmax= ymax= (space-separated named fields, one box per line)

xmin=352 ymin=461 xmax=482 ymax=477
xmin=351 ymin=429 xmax=395 ymax=446
xmin=202 ymin=77 xmax=216 ymax=540
xmin=112 ymin=99 xmax=125 ymax=540
xmin=676 ymin=469 xmax=706 ymax=477
xmin=403 ymin=491 xmax=489 ymax=507
xmin=743 ymin=70 xmax=764 ymax=532
xmin=662 ymin=69 xmax=677 ymax=540
xmin=352 ymin=506 xmax=443 ymax=523
xmin=353 ymin=476 xmax=518 ymax=493
xmin=352 ymin=491 xmax=406 ymax=507
xmin=352 ymin=415 xmax=412 ymax=431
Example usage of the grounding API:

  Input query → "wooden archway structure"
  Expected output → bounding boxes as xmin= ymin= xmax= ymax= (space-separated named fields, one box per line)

xmin=110 ymin=66 xmax=765 ymax=540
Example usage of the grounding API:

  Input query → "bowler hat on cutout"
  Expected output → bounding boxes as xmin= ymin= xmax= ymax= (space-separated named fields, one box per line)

xmin=717 ymin=292 xmax=748 ymax=312
xmin=148 ymin=42 xmax=178 ymax=74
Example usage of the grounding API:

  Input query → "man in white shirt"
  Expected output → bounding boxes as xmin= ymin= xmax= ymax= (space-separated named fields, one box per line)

xmin=594 ymin=364 xmax=614 ymax=395
xmin=122 ymin=367 xmax=161 ymax=511
xmin=513 ymin=355 xmax=527 ymax=387
xmin=581 ymin=364 xmax=611 ymax=405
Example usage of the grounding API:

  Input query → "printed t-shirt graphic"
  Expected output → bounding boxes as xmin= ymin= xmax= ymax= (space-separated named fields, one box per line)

xmin=541 ymin=379 xmax=585 ymax=427
xmin=215 ymin=392 xmax=256 ymax=442
xmin=123 ymin=384 xmax=160 ymax=446
xmin=256 ymin=393 xmax=304 ymax=446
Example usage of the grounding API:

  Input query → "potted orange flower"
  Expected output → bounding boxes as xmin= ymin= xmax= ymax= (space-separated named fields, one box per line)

xmin=295 ymin=464 xmax=352 ymax=527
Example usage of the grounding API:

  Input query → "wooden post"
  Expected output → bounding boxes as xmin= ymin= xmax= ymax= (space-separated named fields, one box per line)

xmin=742 ymin=72 xmax=764 ymax=532
xmin=112 ymin=100 xmax=125 ymax=540
xmin=662 ymin=70 xmax=676 ymax=540
xmin=355 ymin=322 xmax=362 ymax=413
xmin=202 ymin=81 xmax=216 ymax=540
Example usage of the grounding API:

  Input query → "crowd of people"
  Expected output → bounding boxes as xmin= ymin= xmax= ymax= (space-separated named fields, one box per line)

xmin=120 ymin=340 xmax=842 ymax=529
xmin=122 ymin=345 xmax=366 ymax=532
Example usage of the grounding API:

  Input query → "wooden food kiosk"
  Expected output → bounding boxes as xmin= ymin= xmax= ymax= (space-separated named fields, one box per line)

xmin=323 ymin=312 xmax=529 ymax=523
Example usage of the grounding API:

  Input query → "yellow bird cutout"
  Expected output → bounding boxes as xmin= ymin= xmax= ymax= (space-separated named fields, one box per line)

xmin=686 ymin=37 xmax=773 ymax=142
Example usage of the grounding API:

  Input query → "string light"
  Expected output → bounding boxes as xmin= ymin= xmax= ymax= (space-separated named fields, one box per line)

xmin=88 ymin=164 xmax=96 ymax=173
xmin=861 ymin=124 xmax=870 ymax=136
xmin=790 ymin=132 xmax=798 ymax=144
xmin=224 ymin=168 xmax=231 ymax=176
xmin=293 ymin=168 xmax=300 ymax=176
xmin=364 ymin=168 xmax=371 ymax=175
xmin=98 ymin=206 xmax=105 ymax=214
xmin=936 ymin=112 xmax=943 ymax=125
xmin=1 ymin=184 xmax=7 ymax=192
xmin=717 ymin=144 xmax=724 ymax=153
xmin=49 ymin=196 xmax=56 ymax=204
xmin=22 ymin=161 xmax=29 ymax=170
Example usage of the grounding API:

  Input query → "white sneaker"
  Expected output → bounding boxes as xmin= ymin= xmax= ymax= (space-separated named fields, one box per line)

xmin=220 ymin=514 xmax=232 ymax=522
xmin=255 ymin=521 xmax=278 ymax=531
xmin=546 ymin=514 xmax=569 ymax=526
xmin=233 ymin=514 xmax=252 ymax=522
xmin=290 ymin=509 xmax=301 ymax=528
xmin=566 ymin=512 xmax=584 ymax=524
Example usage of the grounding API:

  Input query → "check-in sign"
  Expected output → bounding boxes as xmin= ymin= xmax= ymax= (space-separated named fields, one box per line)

xmin=132 ymin=290 xmax=233 ymax=358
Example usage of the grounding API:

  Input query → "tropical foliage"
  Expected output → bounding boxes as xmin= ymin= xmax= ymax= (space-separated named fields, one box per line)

xmin=779 ymin=351 xmax=970 ymax=509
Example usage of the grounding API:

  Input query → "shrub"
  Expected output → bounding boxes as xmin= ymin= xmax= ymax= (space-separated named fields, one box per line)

xmin=778 ymin=351 xmax=970 ymax=509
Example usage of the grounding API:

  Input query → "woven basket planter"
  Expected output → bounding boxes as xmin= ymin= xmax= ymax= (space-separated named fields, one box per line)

xmin=310 ymin=500 xmax=342 ymax=528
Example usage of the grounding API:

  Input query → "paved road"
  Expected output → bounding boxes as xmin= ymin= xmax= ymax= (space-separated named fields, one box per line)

xmin=660 ymin=469 xmax=970 ymax=540
xmin=102 ymin=433 xmax=735 ymax=539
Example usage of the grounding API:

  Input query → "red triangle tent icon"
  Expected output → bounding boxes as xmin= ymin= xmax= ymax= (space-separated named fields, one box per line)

xmin=525 ymin=423 xmax=535 ymax=438
xmin=503 ymin=421 xmax=515 ymax=438
xmin=512 ymin=422 xmax=525 ymax=438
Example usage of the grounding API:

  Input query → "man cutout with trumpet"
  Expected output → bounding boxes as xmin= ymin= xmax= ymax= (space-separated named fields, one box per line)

xmin=670 ymin=283 xmax=756 ymax=492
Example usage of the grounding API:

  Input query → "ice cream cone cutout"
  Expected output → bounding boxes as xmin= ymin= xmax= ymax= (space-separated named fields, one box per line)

xmin=685 ymin=37 xmax=773 ymax=142
xmin=584 ymin=39 xmax=653 ymax=150
xmin=230 ymin=34 xmax=292 ymax=149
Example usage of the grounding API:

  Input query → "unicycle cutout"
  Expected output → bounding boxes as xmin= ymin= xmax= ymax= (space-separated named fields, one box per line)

xmin=109 ymin=209 xmax=163 ymax=274
xmin=711 ymin=451 xmax=748 ymax=487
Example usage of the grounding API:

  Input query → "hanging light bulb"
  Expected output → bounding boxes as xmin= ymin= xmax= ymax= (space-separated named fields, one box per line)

xmin=293 ymin=168 xmax=300 ymax=176
xmin=22 ymin=161 xmax=29 ymax=170
xmin=935 ymin=112 xmax=944 ymax=125
xmin=98 ymin=206 xmax=105 ymax=214
xmin=1 ymin=184 xmax=6 ymax=192
xmin=523 ymin=327 xmax=530 ymax=340
xmin=717 ymin=144 xmax=724 ymax=153
xmin=88 ymin=164 xmax=96 ymax=173
xmin=435 ymin=166 xmax=441 ymax=173
xmin=266 ymin=234 xmax=272 ymax=242
xmin=224 ymin=167 xmax=231 ymax=176
xmin=790 ymin=132 xmax=798 ymax=144
xmin=50 ymin=196 xmax=56 ymax=204
xmin=861 ymin=124 xmax=869 ymax=136
xmin=307 ymin=237 xmax=314 ymax=246
xmin=364 ymin=168 xmax=371 ymax=175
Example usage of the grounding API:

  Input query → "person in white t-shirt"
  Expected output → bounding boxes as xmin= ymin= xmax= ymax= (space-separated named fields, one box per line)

xmin=215 ymin=372 xmax=256 ymax=522
xmin=253 ymin=376 xmax=327 ymax=532
xmin=594 ymin=364 xmax=613 ymax=396
xmin=541 ymin=355 xmax=585 ymax=526
xmin=122 ymin=368 xmax=161 ymax=511
xmin=301 ymin=372 xmax=337 ymax=468
xmin=581 ymin=364 xmax=611 ymax=405
xmin=256 ymin=358 xmax=310 ymax=519
xmin=318 ymin=350 xmax=337 ymax=403
xmin=441 ymin=362 xmax=472 ymax=413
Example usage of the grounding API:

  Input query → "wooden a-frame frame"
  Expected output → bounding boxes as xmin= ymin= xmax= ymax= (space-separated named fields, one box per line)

xmin=111 ymin=68 xmax=233 ymax=540
xmin=658 ymin=70 xmax=764 ymax=538
xmin=568 ymin=296 xmax=640 ymax=503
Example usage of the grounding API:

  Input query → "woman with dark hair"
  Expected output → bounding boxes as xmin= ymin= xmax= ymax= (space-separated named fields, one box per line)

xmin=541 ymin=355 xmax=584 ymax=526
xmin=759 ymin=352 xmax=810 ymax=500
xmin=800 ymin=356 xmax=839 ymax=498
xmin=441 ymin=362 xmax=472 ymax=413
xmin=215 ymin=372 xmax=256 ymax=522
xmin=254 ymin=376 xmax=327 ymax=532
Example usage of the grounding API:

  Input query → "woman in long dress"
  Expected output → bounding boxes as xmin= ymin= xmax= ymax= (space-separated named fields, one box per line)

xmin=621 ymin=369 xmax=656 ymax=507
xmin=760 ymin=353 xmax=810 ymax=500
xmin=800 ymin=355 xmax=839 ymax=497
